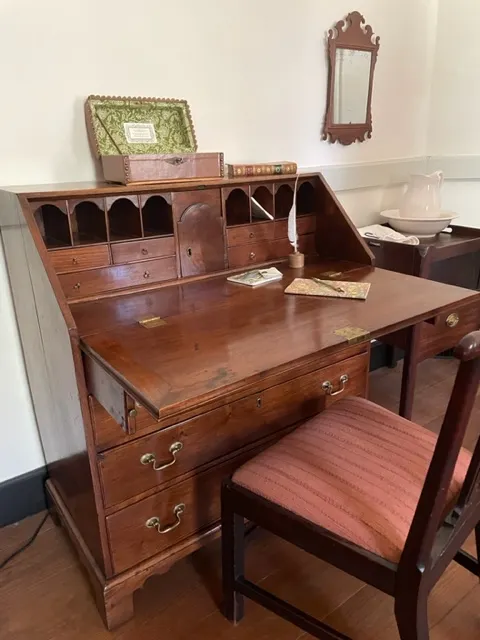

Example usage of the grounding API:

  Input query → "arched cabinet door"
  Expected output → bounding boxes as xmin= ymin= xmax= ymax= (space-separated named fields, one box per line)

xmin=173 ymin=190 xmax=226 ymax=277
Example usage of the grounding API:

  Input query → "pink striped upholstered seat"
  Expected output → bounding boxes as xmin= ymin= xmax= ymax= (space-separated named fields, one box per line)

xmin=233 ymin=396 xmax=472 ymax=563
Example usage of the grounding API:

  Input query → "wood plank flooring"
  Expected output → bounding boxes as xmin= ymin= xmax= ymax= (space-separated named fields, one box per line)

xmin=1 ymin=358 xmax=480 ymax=640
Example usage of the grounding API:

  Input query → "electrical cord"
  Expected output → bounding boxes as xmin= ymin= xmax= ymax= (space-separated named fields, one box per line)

xmin=0 ymin=513 xmax=49 ymax=570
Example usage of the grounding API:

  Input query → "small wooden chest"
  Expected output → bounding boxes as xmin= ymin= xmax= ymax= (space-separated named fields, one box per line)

xmin=101 ymin=152 xmax=225 ymax=185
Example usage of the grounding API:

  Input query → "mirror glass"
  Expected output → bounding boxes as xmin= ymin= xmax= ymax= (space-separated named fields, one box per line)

xmin=333 ymin=48 xmax=372 ymax=125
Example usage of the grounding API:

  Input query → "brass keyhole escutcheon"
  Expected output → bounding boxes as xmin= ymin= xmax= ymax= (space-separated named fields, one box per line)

xmin=256 ymin=397 xmax=262 ymax=408
xmin=187 ymin=248 xmax=193 ymax=257
xmin=446 ymin=313 xmax=460 ymax=328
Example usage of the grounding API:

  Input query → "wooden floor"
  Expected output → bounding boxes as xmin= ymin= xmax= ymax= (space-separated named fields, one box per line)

xmin=2 ymin=358 xmax=480 ymax=640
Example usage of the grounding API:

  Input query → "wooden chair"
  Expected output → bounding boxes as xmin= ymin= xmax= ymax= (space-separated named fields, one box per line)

xmin=221 ymin=331 xmax=480 ymax=640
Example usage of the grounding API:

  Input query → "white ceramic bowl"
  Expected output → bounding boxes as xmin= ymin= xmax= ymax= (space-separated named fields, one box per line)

xmin=380 ymin=210 xmax=458 ymax=238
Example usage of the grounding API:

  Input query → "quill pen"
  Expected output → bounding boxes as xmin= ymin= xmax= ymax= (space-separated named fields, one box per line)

xmin=288 ymin=175 xmax=300 ymax=253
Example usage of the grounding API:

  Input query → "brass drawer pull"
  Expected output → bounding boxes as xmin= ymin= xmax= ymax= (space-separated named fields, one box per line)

xmin=140 ymin=442 xmax=183 ymax=471
xmin=73 ymin=282 xmax=81 ymax=290
xmin=249 ymin=232 xmax=255 ymax=239
xmin=146 ymin=503 xmax=185 ymax=535
xmin=249 ymin=252 xmax=256 ymax=260
xmin=322 ymin=374 xmax=349 ymax=396
xmin=141 ymin=248 xmax=149 ymax=255
xmin=72 ymin=257 xmax=78 ymax=265
xmin=446 ymin=313 xmax=460 ymax=328
xmin=143 ymin=271 xmax=150 ymax=279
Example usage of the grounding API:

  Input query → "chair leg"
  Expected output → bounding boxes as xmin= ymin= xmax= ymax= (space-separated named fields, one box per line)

xmin=394 ymin=590 xmax=429 ymax=640
xmin=221 ymin=483 xmax=245 ymax=625
xmin=476 ymin=522 xmax=480 ymax=578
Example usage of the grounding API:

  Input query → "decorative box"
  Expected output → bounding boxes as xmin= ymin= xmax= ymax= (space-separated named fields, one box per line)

xmin=101 ymin=153 xmax=225 ymax=185
xmin=85 ymin=95 xmax=224 ymax=184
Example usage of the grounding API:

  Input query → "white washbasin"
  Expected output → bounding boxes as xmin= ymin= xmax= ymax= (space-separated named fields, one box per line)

xmin=380 ymin=210 xmax=458 ymax=238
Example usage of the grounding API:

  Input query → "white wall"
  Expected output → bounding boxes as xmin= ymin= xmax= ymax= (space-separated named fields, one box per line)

xmin=428 ymin=0 xmax=480 ymax=228
xmin=0 ymin=243 xmax=44 ymax=483
xmin=0 ymin=0 xmax=438 ymax=482
xmin=429 ymin=0 xmax=480 ymax=157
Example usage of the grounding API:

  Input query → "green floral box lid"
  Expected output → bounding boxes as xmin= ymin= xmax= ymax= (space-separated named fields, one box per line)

xmin=85 ymin=95 xmax=198 ymax=157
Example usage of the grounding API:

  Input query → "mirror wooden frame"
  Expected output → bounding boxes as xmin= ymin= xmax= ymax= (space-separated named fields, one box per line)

xmin=323 ymin=12 xmax=380 ymax=145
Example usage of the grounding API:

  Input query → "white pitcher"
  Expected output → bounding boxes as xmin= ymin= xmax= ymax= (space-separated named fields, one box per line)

xmin=400 ymin=171 xmax=444 ymax=218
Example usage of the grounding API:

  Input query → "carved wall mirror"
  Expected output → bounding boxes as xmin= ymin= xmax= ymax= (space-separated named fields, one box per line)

xmin=323 ymin=12 xmax=380 ymax=145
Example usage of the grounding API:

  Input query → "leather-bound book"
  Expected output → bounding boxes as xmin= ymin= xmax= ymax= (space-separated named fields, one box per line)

xmin=227 ymin=162 xmax=297 ymax=178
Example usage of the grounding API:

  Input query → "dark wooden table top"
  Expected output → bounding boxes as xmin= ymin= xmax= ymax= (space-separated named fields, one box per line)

xmin=75 ymin=261 xmax=479 ymax=419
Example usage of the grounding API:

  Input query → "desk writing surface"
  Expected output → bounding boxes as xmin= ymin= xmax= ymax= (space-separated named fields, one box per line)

xmin=76 ymin=263 xmax=479 ymax=418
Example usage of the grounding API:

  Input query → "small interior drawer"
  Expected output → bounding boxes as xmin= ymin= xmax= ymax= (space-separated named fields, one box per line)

xmin=274 ymin=215 xmax=316 ymax=239
xmin=50 ymin=245 xmax=110 ymax=273
xmin=227 ymin=223 xmax=275 ymax=247
xmin=59 ymin=256 xmax=177 ymax=299
xmin=98 ymin=351 xmax=369 ymax=508
xmin=111 ymin=236 xmax=175 ymax=264
xmin=228 ymin=241 xmax=276 ymax=268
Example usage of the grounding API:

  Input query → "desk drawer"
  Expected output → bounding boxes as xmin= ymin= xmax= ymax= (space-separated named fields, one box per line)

xmin=106 ymin=444 xmax=271 ymax=573
xmin=50 ymin=245 xmax=111 ymax=273
xmin=274 ymin=215 xmax=316 ymax=239
xmin=228 ymin=234 xmax=316 ymax=269
xmin=227 ymin=223 xmax=275 ymax=247
xmin=228 ymin=241 xmax=276 ymax=268
xmin=418 ymin=301 xmax=480 ymax=360
xmin=59 ymin=256 xmax=177 ymax=299
xmin=98 ymin=351 xmax=368 ymax=508
xmin=111 ymin=237 xmax=175 ymax=264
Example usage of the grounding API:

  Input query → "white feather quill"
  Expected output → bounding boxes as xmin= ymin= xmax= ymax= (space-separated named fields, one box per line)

xmin=288 ymin=175 xmax=301 ymax=253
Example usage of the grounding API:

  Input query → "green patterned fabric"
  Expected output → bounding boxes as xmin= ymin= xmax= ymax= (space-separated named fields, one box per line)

xmin=87 ymin=97 xmax=197 ymax=156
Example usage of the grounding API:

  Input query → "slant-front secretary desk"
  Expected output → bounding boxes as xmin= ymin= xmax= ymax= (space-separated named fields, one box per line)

xmin=1 ymin=173 xmax=479 ymax=629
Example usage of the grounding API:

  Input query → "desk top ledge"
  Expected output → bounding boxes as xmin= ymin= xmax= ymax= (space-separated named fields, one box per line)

xmin=1 ymin=172 xmax=319 ymax=200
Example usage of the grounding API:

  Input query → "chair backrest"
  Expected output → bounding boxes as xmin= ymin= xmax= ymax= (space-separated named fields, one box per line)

xmin=400 ymin=331 xmax=480 ymax=577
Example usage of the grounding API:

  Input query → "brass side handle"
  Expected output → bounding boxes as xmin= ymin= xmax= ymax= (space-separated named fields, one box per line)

xmin=446 ymin=313 xmax=460 ymax=328
xmin=322 ymin=374 xmax=349 ymax=397
xmin=146 ymin=503 xmax=185 ymax=535
xmin=141 ymin=442 xmax=183 ymax=471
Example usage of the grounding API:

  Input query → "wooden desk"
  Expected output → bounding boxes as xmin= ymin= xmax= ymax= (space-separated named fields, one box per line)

xmin=1 ymin=174 xmax=478 ymax=629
